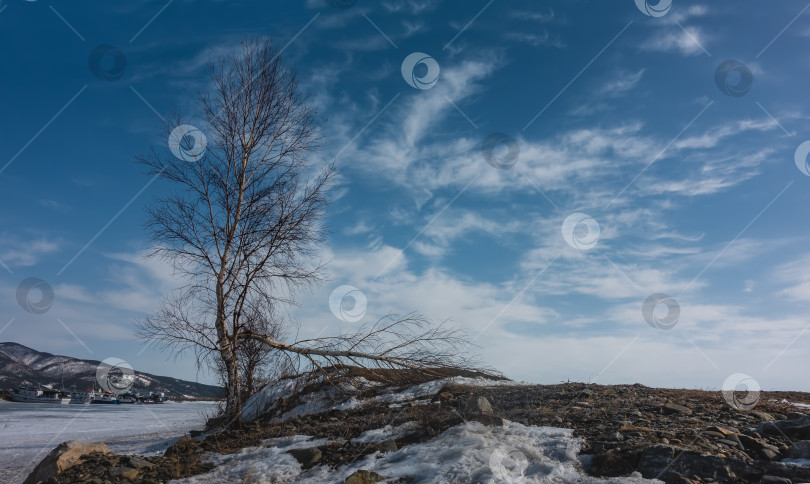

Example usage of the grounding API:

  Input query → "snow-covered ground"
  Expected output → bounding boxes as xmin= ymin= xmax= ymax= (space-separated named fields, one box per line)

xmin=175 ymin=420 xmax=658 ymax=483
xmin=213 ymin=376 xmax=660 ymax=483
xmin=0 ymin=400 xmax=218 ymax=484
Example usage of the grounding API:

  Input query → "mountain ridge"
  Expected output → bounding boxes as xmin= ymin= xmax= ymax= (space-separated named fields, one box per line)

xmin=0 ymin=342 xmax=222 ymax=399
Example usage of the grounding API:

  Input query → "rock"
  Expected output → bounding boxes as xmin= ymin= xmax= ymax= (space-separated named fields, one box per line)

xmin=754 ymin=412 xmax=775 ymax=422
xmin=717 ymin=438 xmax=739 ymax=448
xmin=109 ymin=467 xmax=138 ymax=480
xmin=24 ymin=440 xmax=110 ymax=484
xmin=661 ymin=403 xmax=692 ymax=415
xmin=467 ymin=396 xmax=494 ymax=415
xmin=377 ymin=439 xmax=398 ymax=453
xmin=344 ymin=470 xmax=386 ymax=484
xmin=703 ymin=430 xmax=726 ymax=439
xmin=762 ymin=476 xmax=792 ymax=484
xmin=759 ymin=414 xmax=810 ymax=439
xmin=471 ymin=414 xmax=504 ymax=426
xmin=287 ymin=447 xmax=322 ymax=469
xmin=637 ymin=445 xmax=674 ymax=478
xmin=737 ymin=434 xmax=765 ymax=451
xmin=638 ymin=444 xmax=762 ymax=481
xmin=124 ymin=456 xmax=153 ymax=469
xmin=581 ymin=388 xmax=595 ymax=398
xmin=761 ymin=448 xmax=779 ymax=461
xmin=787 ymin=440 xmax=810 ymax=459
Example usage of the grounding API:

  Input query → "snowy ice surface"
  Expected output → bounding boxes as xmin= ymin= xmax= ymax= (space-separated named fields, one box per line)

xmin=0 ymin=400 xmax=218 ymax=484
xmin=175 ymin=420 xmax=659 ymax=484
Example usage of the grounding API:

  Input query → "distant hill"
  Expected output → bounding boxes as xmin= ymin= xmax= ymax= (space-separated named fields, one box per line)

xmin=0 ymin=342 xmax=223 ymax=399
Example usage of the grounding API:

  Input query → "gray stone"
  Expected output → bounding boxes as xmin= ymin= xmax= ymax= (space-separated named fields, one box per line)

xmin=787 ymin=440 xmax=810 ymax=459
xmin=287 ymin=447 xmax=322 ymax=469
xmin=124 ymin=456 xmax=153 ymax=469
xmin=467 ymin=396 xmax=493 ymax=415
xmin=377 ymin=439 xmax=397 ymax=453
xmin=762 ymin=476 xmax=792 ymax=484
xmin=661 ymin=403 xmax=692 ymax=415
xmin=758 ymin=414 xmax=810 ymax=439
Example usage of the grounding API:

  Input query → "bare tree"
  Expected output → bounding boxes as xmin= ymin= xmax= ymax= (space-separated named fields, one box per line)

xmin=137 ymin=39 xmax=476 ymax=424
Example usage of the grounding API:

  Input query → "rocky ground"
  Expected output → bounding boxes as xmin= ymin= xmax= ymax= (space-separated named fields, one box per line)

xmin=34 ymin=372 xmax=810 ymax=483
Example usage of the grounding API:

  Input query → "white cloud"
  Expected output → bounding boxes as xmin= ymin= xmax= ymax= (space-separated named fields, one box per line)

xmin=0 ymin=238 xmax=60 ymax=267
xmin=774 ymin=253 xmax=810 ymax=302
xmin=504 ymin=31 xmax=565 ymax=48
xmin=640 ymin=26 xmax=709 ymax=56
xmin=599 ymin=69 xmax=645 ymax=97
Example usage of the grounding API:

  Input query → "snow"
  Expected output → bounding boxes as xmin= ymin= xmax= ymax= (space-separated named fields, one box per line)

xmin=175 ymin=420 xmax=659 ymax=484
xmin=0 ymin=400 xmax=218 ymax=484
xmin=241 ymin=373 xmax=525 ymax=422
xmin=350 ymin=421 xmax=418 ymax=443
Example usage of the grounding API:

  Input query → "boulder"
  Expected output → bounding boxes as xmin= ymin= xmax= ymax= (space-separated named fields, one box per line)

xmin=24 ymin=440 xmax=110 ymax=484
xmin=344 ymin=470 xmax=386 ymax=484
xmin=466 ymin=396 xmax=493 ymax=416
xmin=287 ymin=447 xmax=322 ymax=469
xmin=758 ymin=414 xmax=810 ymax=439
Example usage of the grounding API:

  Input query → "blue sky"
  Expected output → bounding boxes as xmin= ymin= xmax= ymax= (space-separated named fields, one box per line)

xmin=1 ymin=0 xmax=809 ymax=392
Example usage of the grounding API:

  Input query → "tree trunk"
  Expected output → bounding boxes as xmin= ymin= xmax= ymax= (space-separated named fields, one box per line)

xmin=222 ymin=348 xmax=241 ymax=425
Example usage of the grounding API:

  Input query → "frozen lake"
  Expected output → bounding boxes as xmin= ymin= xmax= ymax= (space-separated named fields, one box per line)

xmin=0 ymin=400 xmax=218 ymax=484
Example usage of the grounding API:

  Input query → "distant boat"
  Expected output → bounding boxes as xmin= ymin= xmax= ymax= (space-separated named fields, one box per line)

xmin=136 ymin=392 xmax=167 ymax=404
xmin=10 ymin=387 xmax=70 ymax=404
xmin=90 ymin=391 xmax=119 ymax=404
xmin=117 ymin=392 xmax=136 ymax=404
xmin=68 ymin=390 xmax=94 ymax=404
